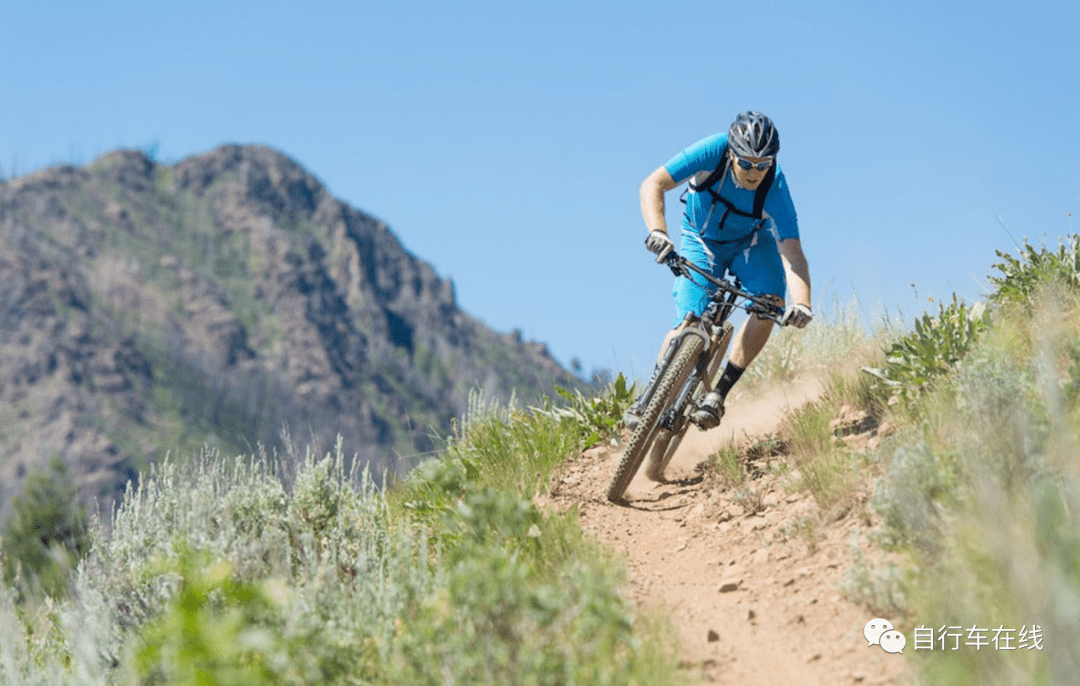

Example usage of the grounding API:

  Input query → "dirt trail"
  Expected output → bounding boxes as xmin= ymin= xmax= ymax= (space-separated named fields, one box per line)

xmin=542 ymin=375 xmax=912 ymax=686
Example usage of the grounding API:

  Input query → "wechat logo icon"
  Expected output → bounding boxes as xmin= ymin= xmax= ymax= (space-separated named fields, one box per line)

xmin=864 ymin=618 xmax=904 ymax=655
xmin=880 ymin=630 xmax=906 ymax=654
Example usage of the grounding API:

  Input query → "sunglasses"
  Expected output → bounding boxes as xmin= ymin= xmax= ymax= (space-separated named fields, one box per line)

xmin=734 ymin=156 xmax=773 ymax=172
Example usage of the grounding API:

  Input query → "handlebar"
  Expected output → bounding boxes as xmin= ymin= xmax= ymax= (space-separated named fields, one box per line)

xmin=661 ymin=251 xmax=787 ymax=325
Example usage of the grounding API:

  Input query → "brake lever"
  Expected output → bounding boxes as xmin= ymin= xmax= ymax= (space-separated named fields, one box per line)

xmin=748 ymin=303 xmax=786 ymax=325
xmin=663 ymin=252 xmax=684 ymax=277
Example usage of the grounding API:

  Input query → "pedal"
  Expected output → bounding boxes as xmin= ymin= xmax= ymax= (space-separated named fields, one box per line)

xmin=690 ymin=407 xmax=721 ymax=430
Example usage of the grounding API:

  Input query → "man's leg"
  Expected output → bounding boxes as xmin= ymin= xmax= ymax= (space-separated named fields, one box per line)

xmin=692 ymin=229 xmax=786 ymax=429
xmin=691 ymin=313 xmax=776 ymax=428
xmin=729 ymin=308 xmax=776 ymax=368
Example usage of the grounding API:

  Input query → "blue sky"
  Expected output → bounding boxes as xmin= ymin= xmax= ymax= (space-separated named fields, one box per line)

xmin=3 ymin=0 xmax=1078 ymax=381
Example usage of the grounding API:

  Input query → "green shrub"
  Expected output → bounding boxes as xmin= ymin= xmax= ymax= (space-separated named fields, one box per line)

xmin=1 ymin=388 xmax=685 ymax=685
xmin=782 ymin=397 xmax=835 ymax=457
xmin=989 ymin=234 xmax=1080 ymax=306
xmin=789 ymin=449 xmax=861 ymax=512
xmin=707 ymin=446 xmax=747 ymax=489
xmin=839 ymin=536 xmax=908 ymax=618
xmin=776 ymin=515 xmax=819 ymax=553
xmin=732 ymin=487 xmax=765 ymax=514
xmin=863 ymin=294 xmax=989 ymax=407
xmin=868 ymin=280 xmax=1080 ymax=683
xmin=127 ymin=547 xmax=283 ymax=686
xmin=442 ymin=390 xmax=580 ymax=496
xmin=1 ymin=456 xmax=89 ymax=599
xmin=871 ymin=439 xmax=960 ymax=555
xmin=550 ymin=372 xmax=634 ymax=448
xmin=389 ymin=485 xmax=652 ymax=686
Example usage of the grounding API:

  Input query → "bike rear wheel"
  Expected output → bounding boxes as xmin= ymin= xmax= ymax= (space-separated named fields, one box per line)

xmin=644 ymin=427 xmax=686 ymax=482
xmin=607 ymin=333 xmax=705 ymax=503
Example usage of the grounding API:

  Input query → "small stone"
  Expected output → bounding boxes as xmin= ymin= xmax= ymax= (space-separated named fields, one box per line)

xmin=707 ymin=629 xmax=720 ymax=642
xmin=747 ymin=609 xmax=756 ymax=620
xmin=719 ymin=578 xmax=742 ymax=593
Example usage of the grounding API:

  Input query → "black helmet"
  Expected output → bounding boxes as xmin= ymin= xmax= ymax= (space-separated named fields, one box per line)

xmin=728 ymin=111 xmax=780 ymax=158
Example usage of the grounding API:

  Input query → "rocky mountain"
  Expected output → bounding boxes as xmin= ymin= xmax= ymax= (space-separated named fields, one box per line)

xmin=0 ymin=145 xmax=581 ymax=518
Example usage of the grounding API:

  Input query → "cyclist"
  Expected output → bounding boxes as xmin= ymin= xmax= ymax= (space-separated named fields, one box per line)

xmin=627 ymin=111 xmax=812 ymax=430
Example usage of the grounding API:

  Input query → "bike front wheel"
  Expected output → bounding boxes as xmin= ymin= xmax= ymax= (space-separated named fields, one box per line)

xmin=606 ymin=333 xmax=705 ymax=503
xmin=646 ymin=321 xmax=733 ymax=481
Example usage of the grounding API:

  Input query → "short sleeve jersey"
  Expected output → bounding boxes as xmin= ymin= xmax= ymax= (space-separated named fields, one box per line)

xmin=663 ymin=132 xmax=799 ymax=244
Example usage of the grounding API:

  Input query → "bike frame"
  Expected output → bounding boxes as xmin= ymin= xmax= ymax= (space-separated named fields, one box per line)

xmin=606 ymin=250 xmax=786 ymax=501
xmin=635 ymin=252 xmax=785 ymax=421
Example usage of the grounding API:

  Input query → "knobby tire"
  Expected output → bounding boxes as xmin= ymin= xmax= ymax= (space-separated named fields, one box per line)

xmin=645 ymin=428 xmax=686 ymax=482
xmin=607 ymin=334 xmax=705 ymax=503
xmin=646 ymin=323 xmax=733 ymax=482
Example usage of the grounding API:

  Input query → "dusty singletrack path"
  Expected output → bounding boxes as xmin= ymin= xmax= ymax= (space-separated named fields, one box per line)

xmin=542 ymin=375 xmax=912 ymax=686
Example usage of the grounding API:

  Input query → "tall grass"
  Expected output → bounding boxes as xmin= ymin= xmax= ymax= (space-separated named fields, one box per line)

xmin=740 ymin=290 xmax=900 ymax=392
xmin=705 ymin=292 xmax=896 ymax=513
xmin=867 ymin=241 xmax=1080 ymax=684
xmin=0 ymin=391 xmax=684 ymax=685
xmin=701 ymin=235 xmax=1080 ymax=686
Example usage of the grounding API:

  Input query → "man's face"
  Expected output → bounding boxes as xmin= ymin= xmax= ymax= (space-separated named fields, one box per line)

xmin=730 ymin=151 xmax=773 ymax=190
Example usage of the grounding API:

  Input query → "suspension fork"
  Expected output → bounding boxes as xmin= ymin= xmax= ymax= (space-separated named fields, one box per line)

xmin=658 ymin=322 xmax=724 ymax=430
xmin=658 ymin=299 xmax=738 ymax=430
xmin=637 ymin=316 xmax=711 ymax=413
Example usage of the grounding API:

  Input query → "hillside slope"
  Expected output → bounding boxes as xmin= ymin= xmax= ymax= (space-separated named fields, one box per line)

xmin=0 ymin=145 xmax=579 ymax=517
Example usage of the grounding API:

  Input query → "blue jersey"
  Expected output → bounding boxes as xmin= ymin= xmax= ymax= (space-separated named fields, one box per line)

xmin=663 ymin=132 xmax=799 ymax=244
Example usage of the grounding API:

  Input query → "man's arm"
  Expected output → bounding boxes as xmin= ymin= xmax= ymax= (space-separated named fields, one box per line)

xmin=640 ymin=166 xmax=680 ymax=234
xmin=778 ymin=237 xmax=811 ymax=309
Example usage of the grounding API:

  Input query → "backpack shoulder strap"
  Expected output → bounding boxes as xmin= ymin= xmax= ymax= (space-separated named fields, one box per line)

xmin=752 ymin=165 xmax=776 ymax=219
xmin=688 ymin=144 xmax=730 ymax=195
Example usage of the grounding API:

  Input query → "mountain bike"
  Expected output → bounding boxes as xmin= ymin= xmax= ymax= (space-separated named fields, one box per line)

xmin=606 ymin=250 xmax=787 ymax=503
